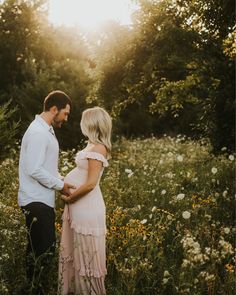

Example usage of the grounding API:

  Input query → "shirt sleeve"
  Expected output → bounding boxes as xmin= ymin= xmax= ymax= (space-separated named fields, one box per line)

xmin=25 ymin=132 xmax=64 ymax=190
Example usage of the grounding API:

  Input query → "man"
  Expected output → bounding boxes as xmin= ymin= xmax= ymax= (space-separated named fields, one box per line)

xmin=18 ymin=90 xmax=75 ymax=293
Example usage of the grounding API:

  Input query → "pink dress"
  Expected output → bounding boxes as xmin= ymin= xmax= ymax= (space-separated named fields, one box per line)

xmin=58 ymin=151 xmax=108 ymax=295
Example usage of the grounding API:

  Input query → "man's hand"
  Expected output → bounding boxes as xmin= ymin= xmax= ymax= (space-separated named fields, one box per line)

xmin=60 ymin=183 xmax=76 ymax=196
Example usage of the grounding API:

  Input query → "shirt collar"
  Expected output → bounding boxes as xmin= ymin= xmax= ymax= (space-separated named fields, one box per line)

xmin=35 ymin=115 xmax=55 ymax=135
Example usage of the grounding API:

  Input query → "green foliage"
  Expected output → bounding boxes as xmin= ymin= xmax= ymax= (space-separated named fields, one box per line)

xmin=89 ymin=0 xmax=235 ymax=151
xmin=0 ymin=101 xmax=19 ymax=160
xmin=0 ymin=0 xmax=234 ymax=150
xmin=0 ymin=0 xmax=93 ymax=149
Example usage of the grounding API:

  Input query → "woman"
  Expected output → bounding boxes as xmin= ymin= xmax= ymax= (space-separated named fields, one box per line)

xmin=58 ymin=107 xmax=112 ymax=295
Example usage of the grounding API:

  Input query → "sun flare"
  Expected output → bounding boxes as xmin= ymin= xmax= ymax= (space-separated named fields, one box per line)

xmin=48 ymin=0 xmax=137 ymax=29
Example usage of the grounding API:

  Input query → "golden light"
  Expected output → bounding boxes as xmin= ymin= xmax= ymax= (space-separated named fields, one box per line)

xmin=48 ymin=0 xmax=137 ymax=29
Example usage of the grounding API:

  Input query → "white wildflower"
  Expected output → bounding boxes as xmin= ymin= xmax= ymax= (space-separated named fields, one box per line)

xmin=161 ymin=190 xmax=167 ymax=195
xmin=151 ymin=206 xmax=157 ymax=212
xmin=182 ymin=211 xmax=191 ymax=219
xmin=151 ymin=189 xmax=155 ymax=194
xmin=61 ymin=166 xmax=68 ymax=172
xmin=177 ymin=155 xmax=183 ymax=162
xmin=219 ymin=238 xmax=234 ymax=257
xmin=211 ymin=167 xmax=218 ymax=174
xmin=163 ymin=270 xmax=170 ymax=277
xmin=181 ymin=259 xmax=191 ymax=268
xmin=176 ymin=193 xmax=185 ymax=200
xmin=229 ymin=155 xmax=234 ymax=161
xmin=224 ymin=227 xmax=230 ymax=234
xmin=128 ymin=172 xmax=134 ymax=178
xmin=140 ymin=219 xmax=147 ymax=224
xmin=205 ymin=247 xmax=211 ymax=255
xmin=163 ymin=278 xmax=169 ymax=284
xmin=125 ymin=168 xmax=132 ymax=174
xmin=222 ymin=190 xmax=228 ymax=197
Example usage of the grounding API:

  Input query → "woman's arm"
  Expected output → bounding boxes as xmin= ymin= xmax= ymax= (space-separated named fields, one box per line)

xmin=61 ymin=158 xmax=103 ymax=204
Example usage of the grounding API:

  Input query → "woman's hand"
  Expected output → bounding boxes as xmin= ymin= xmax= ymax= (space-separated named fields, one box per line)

xmin=61 ymin=194 xmax=74 ymax=204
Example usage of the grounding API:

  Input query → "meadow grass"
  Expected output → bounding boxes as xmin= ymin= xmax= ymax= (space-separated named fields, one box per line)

xmin=0 ymin=136 xmax=235 ymax=294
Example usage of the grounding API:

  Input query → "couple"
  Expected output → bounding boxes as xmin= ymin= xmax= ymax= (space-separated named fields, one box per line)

xmin=18 ymin=90 xmax=111 ymax=295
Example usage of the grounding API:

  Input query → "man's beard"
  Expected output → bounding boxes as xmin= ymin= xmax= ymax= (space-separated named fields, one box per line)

xmin=52 ymin=114 xmax=63 ymax=128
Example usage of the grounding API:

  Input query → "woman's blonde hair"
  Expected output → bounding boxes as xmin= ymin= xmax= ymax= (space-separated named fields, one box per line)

xmin=80 ymin=107 xmax=112 ymax=157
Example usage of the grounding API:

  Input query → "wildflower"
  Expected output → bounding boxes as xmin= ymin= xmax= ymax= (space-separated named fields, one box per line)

xmin=177 ymin=155 xmax=183 ymax=162
xmin=149 ymin=214 xmax=153 ymax=219
xmin=151 ymin=206 xmax=157 ymax=212
xmin=151 ymin=189 xmax=155 ymax=194
xmin=221 ymin=147 xmax=227 ymax=151
xmin=162 ymin=277 xmax=169 ymax=285
xmin=224 ymin=227 xmax=230 ymax=234
xmin=219 ymin=238 xmax=234 ymax=257
xmin=161 ymin=190 xmax=167 ymax=195
xmin=176 ymin=193 xmax=185 ymax=200
xmin=222 ymin=190 xmax=228 ymax=197
xmin=163 ymin=270 xmax=170 ymax=278
xmin=225 ymin=263 xmax=234 ymax=272
xmin=128 ymin=172 xmax=134 ymax=178
xmin=229 ymin=155 xmax=234 ymax=161
xmin=61 ymin=166 xmax=68 ymax=172
xmin=167 ymin=214 xmax=173 ymax=220
xmin=181 ymin=259 xmax=191 ymax=268
xmin=211 ymin=167 xmax=218 ymax=174
xmin=32 ymin=217 xmax=37 ymax=222
xmin=125 ymin=168 xmax=132 ymax=174
xmin=182 ymin=211 xmax=191 ymax=219
xmin=140 ymin=219 xmax=147 ymax=224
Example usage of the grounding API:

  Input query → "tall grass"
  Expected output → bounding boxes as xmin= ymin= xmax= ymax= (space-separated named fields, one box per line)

xmin=0 ymin=136 xmax=235 ymax=294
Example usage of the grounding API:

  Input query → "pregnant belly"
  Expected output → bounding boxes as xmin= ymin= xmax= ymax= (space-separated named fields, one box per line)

xmin=64 ymin=167 xmax=86 ymax=186
xmin=64 ymin=168 xmax=105 ymax=212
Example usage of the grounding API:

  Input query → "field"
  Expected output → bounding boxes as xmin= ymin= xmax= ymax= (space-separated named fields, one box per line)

xmin=0 ymin=136 xmax=235 ymax=294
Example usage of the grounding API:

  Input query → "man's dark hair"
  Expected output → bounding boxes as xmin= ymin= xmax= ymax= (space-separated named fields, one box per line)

xmin=44 ymin=90 xmax=72 ymax=111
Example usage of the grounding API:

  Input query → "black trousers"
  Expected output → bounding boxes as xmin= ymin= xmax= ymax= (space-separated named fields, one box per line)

xmin=21 ymin=202 xmax=56 ymax=294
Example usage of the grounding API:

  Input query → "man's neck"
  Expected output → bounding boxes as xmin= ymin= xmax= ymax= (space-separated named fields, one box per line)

xmin=40 ymin=112 xmax=53 ymax=126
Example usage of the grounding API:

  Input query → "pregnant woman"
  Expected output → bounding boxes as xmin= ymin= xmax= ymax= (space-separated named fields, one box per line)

xmin=58 ymin=107 xmax=112 ymax=295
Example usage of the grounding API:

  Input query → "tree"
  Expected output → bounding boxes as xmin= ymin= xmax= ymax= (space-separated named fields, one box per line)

xmin=0 ymin=0 xmax=93 ymax=149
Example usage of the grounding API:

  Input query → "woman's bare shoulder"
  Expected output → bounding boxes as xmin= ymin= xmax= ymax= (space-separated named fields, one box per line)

xmin=90 ymin=143 xmax=107 ymax=158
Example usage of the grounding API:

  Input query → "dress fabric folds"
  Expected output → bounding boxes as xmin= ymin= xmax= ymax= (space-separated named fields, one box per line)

xmin=58 ymin=151 xmax=108 ymax=295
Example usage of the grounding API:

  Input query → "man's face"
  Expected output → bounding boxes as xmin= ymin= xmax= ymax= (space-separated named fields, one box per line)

xmin=52 ymin=104 xmax=70 ymax=128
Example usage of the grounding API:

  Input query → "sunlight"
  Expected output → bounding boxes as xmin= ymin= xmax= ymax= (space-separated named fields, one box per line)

xmin=48 ymin=0 xmax=137 ymax=29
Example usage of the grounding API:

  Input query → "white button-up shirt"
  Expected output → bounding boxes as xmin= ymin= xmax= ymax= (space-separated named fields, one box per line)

xmin=18 ymin=115 xmax=64 ymax=208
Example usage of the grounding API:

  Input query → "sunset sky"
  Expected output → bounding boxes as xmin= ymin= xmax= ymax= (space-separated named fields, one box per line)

xmin=48 ymin=0 xmax=138 ymax=29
